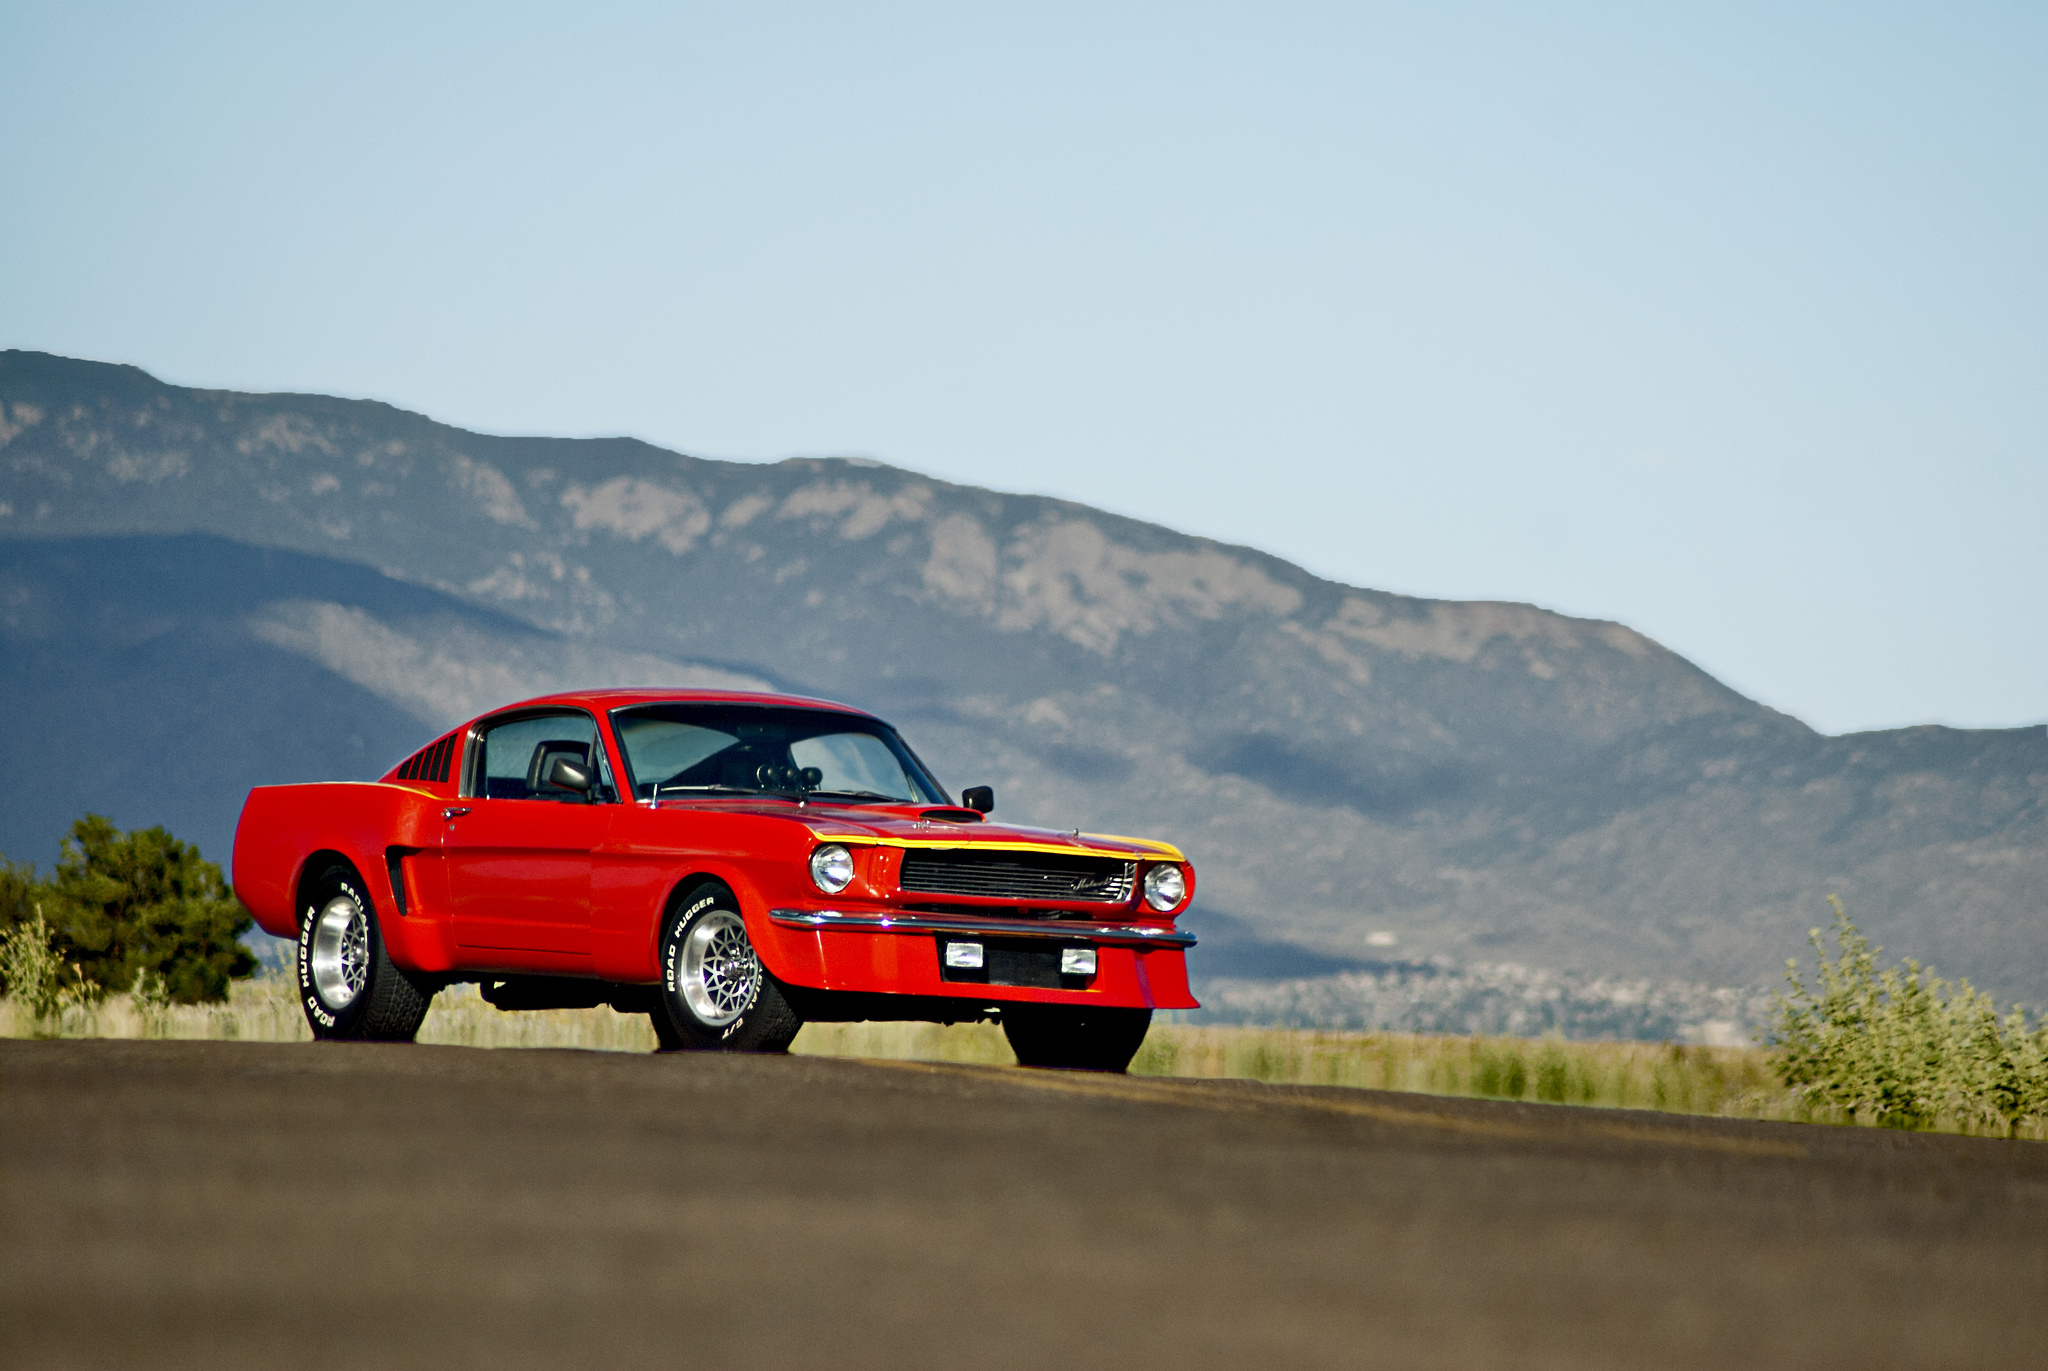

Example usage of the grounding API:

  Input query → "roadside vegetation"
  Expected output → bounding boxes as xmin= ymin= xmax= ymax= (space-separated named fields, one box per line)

xmin=806 ymin=1017 xmax=1815 ymax=1120
xmin=1771 ymin=897 xmax=2048 ymax=1137
xmin=5 ymin=840 xmax=2042 ymax=1140
xmin=8 ymin=963 xmax=2040 ymax=1141
xmin=0 ymin=967 xmax=1806 ymax=1118
xmin=1 ymin=815 xmax=255 ymax=1009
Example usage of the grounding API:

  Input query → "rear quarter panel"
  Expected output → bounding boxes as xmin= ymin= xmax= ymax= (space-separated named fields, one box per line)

xmin=232 ymin=783 xmax=449 ymax=972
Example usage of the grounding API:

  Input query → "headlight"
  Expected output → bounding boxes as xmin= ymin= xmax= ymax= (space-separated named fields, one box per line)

xmin=1142 ymin=863 xmax=1186 ymax=912
xmin=809 ymin=844 xmax=855 ymax=894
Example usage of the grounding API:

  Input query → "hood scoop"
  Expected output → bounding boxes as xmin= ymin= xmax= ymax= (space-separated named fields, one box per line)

xmin=918 ymin=807 xmax=986 ymax=823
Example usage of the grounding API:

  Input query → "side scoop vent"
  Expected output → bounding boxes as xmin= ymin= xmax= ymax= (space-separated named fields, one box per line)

xmin=395 ymin=733 xmax=458 ymax=784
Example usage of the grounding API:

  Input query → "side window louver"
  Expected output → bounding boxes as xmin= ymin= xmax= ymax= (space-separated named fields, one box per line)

xmin=395 ymin=733 xmax=458 ymax=784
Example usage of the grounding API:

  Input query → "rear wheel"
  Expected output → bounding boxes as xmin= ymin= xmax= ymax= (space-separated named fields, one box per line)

xmin=297 ymin=864 xmax=434 ymax=1042
xmin=650 ymin=886 xmax=803 ymax=1052
xmin=1002 ymin=1005 xmax=1152 ymax=1072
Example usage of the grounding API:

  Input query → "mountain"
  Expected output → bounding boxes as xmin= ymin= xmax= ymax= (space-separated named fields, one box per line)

xmin=3 ymin=350 xmax=2043 ymax=1020
xmin=0 ymin=533 xmax=768 ymax=875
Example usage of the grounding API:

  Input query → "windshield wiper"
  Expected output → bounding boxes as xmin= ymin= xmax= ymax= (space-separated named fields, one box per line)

xmin=803 ymin=789 xmax=905 ymax=804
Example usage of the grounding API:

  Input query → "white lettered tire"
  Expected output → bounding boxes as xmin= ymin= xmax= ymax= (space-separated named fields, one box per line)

xmin=297 ymin=863 xmax=434 ymax=1042
xmin=650 ymin=886 xmax=802 ymax=1052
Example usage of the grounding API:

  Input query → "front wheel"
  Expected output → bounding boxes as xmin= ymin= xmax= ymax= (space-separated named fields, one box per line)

xmin=1002 ymin=1005 xmax=1152 ymax=1072
xmin=650 ymin=887 xmax=803 ymax=1052
xmin=297 ymin=864 xmax=434 ymax=1041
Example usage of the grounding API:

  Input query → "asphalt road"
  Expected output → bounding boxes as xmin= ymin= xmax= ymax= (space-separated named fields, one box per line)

xmin=4 ymin=1039 xmax=2045 ymax=1370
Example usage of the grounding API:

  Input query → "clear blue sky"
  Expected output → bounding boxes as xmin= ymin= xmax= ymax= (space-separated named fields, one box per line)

xmin=4 ymin=2 xmax=2042 ymax=735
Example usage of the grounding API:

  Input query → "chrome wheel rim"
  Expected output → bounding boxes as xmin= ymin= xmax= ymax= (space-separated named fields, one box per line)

xmin=310 ymin=896 xmax=369 ymax=1009
xmin=679 ymin=910 xmax=761 ymax=1027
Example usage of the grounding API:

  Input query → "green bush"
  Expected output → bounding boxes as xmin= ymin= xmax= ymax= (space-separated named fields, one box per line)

xmin=0 ymin=815 xmax=255 ymax=1004
xmin=1773 ymin=897 xmax=2048 ymax=1135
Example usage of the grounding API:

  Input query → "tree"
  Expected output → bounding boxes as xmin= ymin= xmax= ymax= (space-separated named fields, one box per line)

xmin=0 ymin=854 xmax=37 ymax=930
xmin=30 ymin=815 xmax=256 ymax=1003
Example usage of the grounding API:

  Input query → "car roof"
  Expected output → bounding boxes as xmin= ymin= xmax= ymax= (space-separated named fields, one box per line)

xmin=482 ymin=687 xmax=881 ymax=722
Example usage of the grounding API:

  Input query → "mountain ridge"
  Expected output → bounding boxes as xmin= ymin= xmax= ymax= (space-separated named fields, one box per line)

xmin=3 ymin=349 xmax=2041 ymax=1014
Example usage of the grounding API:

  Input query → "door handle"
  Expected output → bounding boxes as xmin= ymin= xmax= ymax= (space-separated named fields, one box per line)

xmin=442 ymin=807 xmax=471 ymax=820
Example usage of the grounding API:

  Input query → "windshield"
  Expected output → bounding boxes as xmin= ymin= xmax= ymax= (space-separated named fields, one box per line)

xmin=609 ymin=703 xmax=949 ymax=805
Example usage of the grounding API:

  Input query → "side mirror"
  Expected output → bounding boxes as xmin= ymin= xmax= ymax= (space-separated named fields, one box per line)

xmin=961 ymin=785 xmax=994 ymax=814
xmin=547 ymin=756 xmax=593 ymax=794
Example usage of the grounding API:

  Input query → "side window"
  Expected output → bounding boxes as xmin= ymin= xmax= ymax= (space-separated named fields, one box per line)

xmin=473 ymin=711 xmax=616 ymax=803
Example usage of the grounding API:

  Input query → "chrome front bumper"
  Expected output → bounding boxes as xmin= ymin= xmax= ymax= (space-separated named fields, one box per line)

xmin=768 ymin=907 xmax=1197 ymax=949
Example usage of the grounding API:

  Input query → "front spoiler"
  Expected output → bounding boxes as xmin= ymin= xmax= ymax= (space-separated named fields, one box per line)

xmin=767 ymin=907 xmax=1196 ymax=949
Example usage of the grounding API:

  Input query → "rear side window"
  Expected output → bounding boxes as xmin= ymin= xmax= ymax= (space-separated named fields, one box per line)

xmin=472 ymin=711 xmax=616 ymax=802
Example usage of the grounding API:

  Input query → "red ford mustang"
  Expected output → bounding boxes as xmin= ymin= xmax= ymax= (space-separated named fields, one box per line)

xmin=233 ymin=689 xmax=1197 ymax=1071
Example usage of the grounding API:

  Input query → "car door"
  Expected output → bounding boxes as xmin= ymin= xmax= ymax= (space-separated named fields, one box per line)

xmin=441 ymin=709 xmax=617 ymax=961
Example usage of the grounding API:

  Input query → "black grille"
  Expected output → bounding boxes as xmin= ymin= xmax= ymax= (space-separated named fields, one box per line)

xmin=899 ymin=849 xmax=1134 ymax=904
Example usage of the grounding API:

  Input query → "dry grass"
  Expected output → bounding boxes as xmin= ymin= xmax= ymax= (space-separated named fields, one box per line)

xmin=0 ymin=972 xmax=315 ymax=1044
xmin=0 ymin=976 xmax=659 ymax=1052
xmin=1133 ymin=1022 xmax=1799 ymax=1117
xmin=419 ymin=984 xmax=660 ymax=1052
xmin=8 ymin=975 xmax=2038 ymax=1138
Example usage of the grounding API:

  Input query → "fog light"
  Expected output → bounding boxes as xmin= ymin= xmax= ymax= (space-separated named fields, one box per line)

xmin=1060 ymin=947 xmax=1098 ymax=976
xmin=945 ymin=941 xmax=984 ymax=969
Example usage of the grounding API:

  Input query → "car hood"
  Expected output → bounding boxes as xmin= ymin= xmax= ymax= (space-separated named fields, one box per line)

xmin=647 ymin=797 xmax=1185 ymax=863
